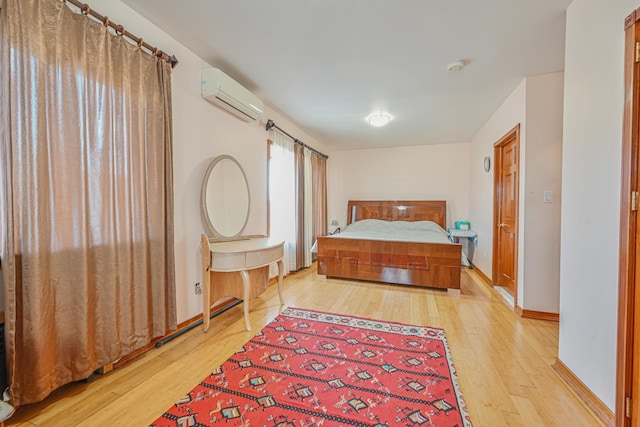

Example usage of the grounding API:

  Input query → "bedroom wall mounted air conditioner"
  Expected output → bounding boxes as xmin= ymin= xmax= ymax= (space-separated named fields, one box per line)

xmin=201 ymin=67 xmax=264 ymax=122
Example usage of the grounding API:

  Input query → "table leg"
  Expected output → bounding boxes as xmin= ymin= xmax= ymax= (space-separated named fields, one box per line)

xmin=467 ymin=242 xmax=475 ymax=268
xmin=240 ymin=270 xmax=251 ymax=331
xmin=202 ymin=272 xmax=210 ymax=332
xmin=201 ymin=236 xmax=212 ymax=333
xmin=277 ymin=259 xmax=284 ymax=305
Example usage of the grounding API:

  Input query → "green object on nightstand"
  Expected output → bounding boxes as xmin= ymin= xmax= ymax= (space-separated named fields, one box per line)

xmin=455 ymin=220 xmax=470 ymax=230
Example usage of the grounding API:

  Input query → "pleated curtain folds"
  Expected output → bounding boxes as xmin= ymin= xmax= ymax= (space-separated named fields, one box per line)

xmin=268 ymin=129 xmax=327 ymax=273
xmin=0 ymin=0 xmax=176 ymax=406
xmin=294 ymin=144 xmax=306 ymax=270
xmin=268 ymin=130 xmax=297 ymax=274
xmin=311 ymin=153 xmax=327 ymax=247
xmin=303 ymin=148 xmax=313 ymax=267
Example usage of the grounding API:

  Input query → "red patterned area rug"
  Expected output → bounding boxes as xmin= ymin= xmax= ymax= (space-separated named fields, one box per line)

xmin=151 ymin=307 xmax=472 ymax=427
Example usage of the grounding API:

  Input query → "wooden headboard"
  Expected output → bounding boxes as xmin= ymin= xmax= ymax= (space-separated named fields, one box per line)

xmin=346 ymin=200 xmax=447 ymax=229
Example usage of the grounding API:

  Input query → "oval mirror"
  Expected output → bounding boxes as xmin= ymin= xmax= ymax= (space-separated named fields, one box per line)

xmin=201 ymin=155 xmax=250 ymax=239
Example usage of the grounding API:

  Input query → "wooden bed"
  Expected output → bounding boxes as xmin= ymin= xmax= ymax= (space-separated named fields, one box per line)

xmin=316 ymin=200 xmax=462 ymax=291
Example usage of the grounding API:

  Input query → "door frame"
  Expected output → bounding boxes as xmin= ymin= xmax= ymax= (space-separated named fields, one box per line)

xmin=492 ymin=124 xmax=521 ymax=307
xmin=617 ymin=8 xmax=640 ymax=427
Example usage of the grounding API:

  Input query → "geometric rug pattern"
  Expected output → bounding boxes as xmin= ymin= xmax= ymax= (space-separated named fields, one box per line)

xmin=150 ymin=307 xmax=472 ymax=426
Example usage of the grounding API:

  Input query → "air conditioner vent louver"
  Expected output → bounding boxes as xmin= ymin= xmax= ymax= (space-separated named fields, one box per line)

xmin=201 ymin=68 xmax=263 ymax=122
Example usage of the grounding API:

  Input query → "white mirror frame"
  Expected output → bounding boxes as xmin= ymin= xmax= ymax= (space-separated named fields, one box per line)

xmin=200 ymin=155 xmax=250 ymax=240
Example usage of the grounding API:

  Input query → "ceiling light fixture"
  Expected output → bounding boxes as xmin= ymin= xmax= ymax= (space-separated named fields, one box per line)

xmin=367 ymin=113 xmax=392 ymax=127
xmin=447 ymin=60 xmax=466 ymax=72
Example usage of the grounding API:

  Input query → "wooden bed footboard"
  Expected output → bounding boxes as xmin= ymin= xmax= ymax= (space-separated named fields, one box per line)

xmin=317 ymin=237 xmax=462 ymax=290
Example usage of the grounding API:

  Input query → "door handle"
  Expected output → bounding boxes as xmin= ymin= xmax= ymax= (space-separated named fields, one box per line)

xmin=498 ymin=223 xmax=507 ymax=228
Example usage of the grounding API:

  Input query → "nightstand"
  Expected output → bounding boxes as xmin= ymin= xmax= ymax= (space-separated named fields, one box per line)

xmin=448 ymin=228 xmax=478 ymax=268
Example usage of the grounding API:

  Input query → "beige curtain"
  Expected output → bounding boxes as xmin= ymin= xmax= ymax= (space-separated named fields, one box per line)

xmin=303 ymin=148 xmax=313 ymax=267
xmin=294 ymin=143 xmax=305 ymax=270
xmin=0 ymin=0 xmax=176 ymax=406
xmin=296 ymin=147 xmax=326 ymax=268
xmin=311 ymin=153 xmax=327 ymax=245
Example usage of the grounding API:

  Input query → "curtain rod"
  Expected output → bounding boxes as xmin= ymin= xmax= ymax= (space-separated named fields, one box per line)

xmin=265 ymin=119 xmax=328 ymax=159
xmin=61 ymin=0 xmax=179 ymax=68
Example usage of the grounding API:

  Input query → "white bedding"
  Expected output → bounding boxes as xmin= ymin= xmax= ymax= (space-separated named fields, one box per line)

xmin=336 ymin=219 xmax=450 ymax=243
xmin=314 ymin=219 xmax=470 ymax=266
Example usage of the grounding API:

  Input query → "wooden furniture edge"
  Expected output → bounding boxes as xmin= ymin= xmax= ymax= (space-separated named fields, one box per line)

xmin=346 ymin=200 xmax=447 ymax=228
xmin=97 ymin=363 xmax=114 ymax=375
xmin=268 ymin=271 xmax=293 ymax=286
xmin=552 ymin=358 xmax=615 ymax=427
xmin=515 ymin=305 xmax=559 ymax=322
xmin=317 ymin=236 xmax=462 ymax=290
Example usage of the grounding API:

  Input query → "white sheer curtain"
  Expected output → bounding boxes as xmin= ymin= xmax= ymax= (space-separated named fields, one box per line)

xmin=269 ymin=129 xmax=296 ymax=274
xmin=303 ymin=148 xmax=313 ymax=267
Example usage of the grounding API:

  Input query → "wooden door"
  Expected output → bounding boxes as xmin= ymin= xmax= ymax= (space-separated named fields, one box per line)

xmin=493 ymin=125 xmax=520 ymax=299
xmin=619 ymin=8 xmax=640 ymax=426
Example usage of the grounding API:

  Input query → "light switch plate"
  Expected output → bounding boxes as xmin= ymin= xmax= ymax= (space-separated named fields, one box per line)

xmin=544 ymin=191 xmax=552 ymax=203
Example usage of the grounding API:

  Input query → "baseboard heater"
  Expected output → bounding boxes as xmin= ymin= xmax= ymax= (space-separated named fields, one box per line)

xmin=84 ymin=300 xmax=243 ymax=384
xmin=154 ymin=299 xmax=242 ymax=347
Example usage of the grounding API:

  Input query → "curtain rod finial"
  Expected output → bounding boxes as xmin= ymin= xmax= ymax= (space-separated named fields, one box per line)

xmin=265 ymin=119 xmax=275 ymax=131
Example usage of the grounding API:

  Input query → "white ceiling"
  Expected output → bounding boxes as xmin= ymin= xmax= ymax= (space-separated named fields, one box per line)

xmin=122 ymin=0 xmax=572 ymax=151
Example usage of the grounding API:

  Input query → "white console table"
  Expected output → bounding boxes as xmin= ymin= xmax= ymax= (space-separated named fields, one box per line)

xmin=201 ymin=235 xmax=285 ymax=332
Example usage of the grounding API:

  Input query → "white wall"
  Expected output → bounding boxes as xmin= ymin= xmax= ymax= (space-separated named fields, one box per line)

xmin=560 ymin=0 xmax=635 ymax=411
xmin=88 ymin=0 xmax=326 ymax=323
xmin=522 ymin=73 xmax=564 ymax=313
xmin=468 ymin=73 xmax=563 ymax=315
xmin=328 ymin=143 xmax=470 ymax=230
xmin=468 ymin=80 xmax=526 ymax=276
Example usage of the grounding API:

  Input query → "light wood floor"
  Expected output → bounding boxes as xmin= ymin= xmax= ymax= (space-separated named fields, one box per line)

xmin=7 ymin=265 xmax=602 ymax=426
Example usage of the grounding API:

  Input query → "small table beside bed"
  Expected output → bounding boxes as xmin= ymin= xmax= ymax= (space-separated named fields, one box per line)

xmin=316 ymin=200 xmax=463 ymax=293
